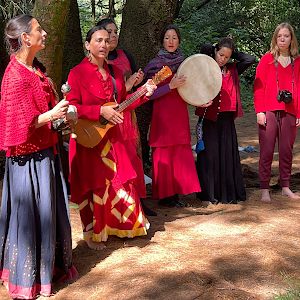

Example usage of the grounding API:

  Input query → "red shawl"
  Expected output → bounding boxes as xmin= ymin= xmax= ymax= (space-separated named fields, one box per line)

xmin=0 ymin=56 xmax=57 ymax=152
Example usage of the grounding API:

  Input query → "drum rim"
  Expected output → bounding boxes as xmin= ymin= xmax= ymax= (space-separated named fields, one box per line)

xmin=177 ymin=53 xmax=222 ymax=106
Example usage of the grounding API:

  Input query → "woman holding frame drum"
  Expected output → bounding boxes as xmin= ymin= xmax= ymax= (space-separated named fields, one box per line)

xmin=195 ymin=37 xmax=255 ymax=204
xmin=144 ymin=24 xmax=201 ymax=207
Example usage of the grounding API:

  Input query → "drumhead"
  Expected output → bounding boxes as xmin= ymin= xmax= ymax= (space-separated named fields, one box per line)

xmin=176 ymin=54 xmax=222 ymax=106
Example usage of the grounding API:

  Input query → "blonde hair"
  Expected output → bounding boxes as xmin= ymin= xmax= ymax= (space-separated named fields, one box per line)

xmin=270 ymin=23 xmax=299 ymax=59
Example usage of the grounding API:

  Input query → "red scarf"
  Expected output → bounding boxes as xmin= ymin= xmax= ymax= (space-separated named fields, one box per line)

xmin=0 ymin=56 xmax=57 ymax=149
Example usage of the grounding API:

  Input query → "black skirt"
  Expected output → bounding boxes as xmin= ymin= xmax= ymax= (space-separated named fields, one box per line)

xmin=196 ymin=112 xmax=246 ymax=204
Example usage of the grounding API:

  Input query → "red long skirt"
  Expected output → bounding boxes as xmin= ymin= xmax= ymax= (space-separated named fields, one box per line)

xmin=152 ymin=144 xmax=201 ymax=199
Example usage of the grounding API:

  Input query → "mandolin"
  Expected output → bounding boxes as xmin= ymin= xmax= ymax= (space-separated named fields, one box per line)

xmin=74 ymin=66 xmax=172 ymax=148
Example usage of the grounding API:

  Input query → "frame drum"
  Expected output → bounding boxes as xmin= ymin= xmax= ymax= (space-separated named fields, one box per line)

xmin=176 ymin=54 xmax=222 ymax=106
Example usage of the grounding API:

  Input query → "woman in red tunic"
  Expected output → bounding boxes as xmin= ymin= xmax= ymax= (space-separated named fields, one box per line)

xmin=144 ymin=24 xmax=201 ymax=207
xmin=96 ymin=18 xmax=156 ymax=216
xmin=254 ymin=23 xmax=300 ymax=202
xmin=67 ymin=25 xmax=156 ymax=250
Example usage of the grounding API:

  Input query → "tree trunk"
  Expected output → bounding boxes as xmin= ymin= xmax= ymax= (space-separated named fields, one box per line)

xmin=33 ymin=0 xmax=70 ymax=90
xmin=119 ymin=0 xmax=178 ymax=69
xmin=60 ymin=0 xmax=84 ymax=185
xmin=33 ymin=0 xmax=71 ymax=186
xmin=62 ymin=0 xmax=84 ymax=83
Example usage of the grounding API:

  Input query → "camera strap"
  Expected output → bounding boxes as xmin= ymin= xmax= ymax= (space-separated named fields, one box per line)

xmin=275 ymin=58 xmax=294 ymax=96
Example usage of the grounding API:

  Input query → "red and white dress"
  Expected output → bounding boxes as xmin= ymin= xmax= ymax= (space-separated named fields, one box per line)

xmin=67 ymin=57 xmax=149 ymax=242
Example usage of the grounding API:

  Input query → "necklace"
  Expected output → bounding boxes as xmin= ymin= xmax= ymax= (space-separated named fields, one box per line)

xmin=16 ymin=58 xmax=43 ymax=78
xmin=278 ymin=55 xmax=291 ymax=67
xmin=16 ymin=58 xmax=37 ymax=72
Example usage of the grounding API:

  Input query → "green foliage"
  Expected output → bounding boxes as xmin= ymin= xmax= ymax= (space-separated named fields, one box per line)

xmin=273 ymin=272 xmax=300 ymax=300
xmin=0 ymin=0 xmax=34 ymax=19
xmin=78 ymin=0 xmax=123 ymax=42
xmin=175 ymin=0 xmax=300 ymax=111
xmin=240 ymin=78 xmax=254 ymax=112
xmin=177 ymin=0 xmax=300 ymax=58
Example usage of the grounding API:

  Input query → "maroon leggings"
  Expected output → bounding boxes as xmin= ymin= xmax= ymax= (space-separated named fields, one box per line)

xmin=258 ymin=111 xmax=297 ymax=189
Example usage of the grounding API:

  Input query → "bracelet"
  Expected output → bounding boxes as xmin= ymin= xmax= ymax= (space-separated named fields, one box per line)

xmin=49 ymin=113 xmax=55 ymax=122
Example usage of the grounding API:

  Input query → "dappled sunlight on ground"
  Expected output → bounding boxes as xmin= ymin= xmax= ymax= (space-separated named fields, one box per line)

xmin=1 ymin=112 xmax=300 ymax=299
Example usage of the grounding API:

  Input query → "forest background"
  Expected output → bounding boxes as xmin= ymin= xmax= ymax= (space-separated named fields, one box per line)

xmin=1 ymin=2 xmax=300 ymax=299
xmin=0 ymin=0 xmax=300 ymax=111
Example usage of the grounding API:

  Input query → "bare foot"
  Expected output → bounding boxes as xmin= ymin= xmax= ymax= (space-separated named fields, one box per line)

xmin=282 ymin=187 xmax=300 ymax=199
xmin=261 ymin=189 xmax=271 ymax=202
xmin=85 ymin=238 xmax=106 ymax=250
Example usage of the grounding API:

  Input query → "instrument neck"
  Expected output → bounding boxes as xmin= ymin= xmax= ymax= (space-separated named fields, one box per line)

xmin=116 ymin=86 xmax=147 ymax=112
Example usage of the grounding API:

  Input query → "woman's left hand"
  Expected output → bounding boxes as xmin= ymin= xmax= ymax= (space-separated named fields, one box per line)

xmin=133 ymin=69 xmax=144 ymax=86
xmin=296 ymin=118 xmax=300 ymax=127
xmin=125 ymin=69 xmax=144 ymax=92
xmin=144 ymin=79 xmax=157 ymax=97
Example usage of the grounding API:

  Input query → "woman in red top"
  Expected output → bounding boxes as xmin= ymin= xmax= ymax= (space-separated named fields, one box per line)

xmin=96 ymin=18 xmax=156 ymax=216
xmin=67 ymin=26 xmax=156 ymax=250
xmin=254 ymin=23 xmax=300 ymax=202
xmin=144 ymin=24 xmax=201 ymax=207
xmin=196 ymin=37 xmax=255 ymax=204
xmin=0 ymin=15 xmax=77 ymax=299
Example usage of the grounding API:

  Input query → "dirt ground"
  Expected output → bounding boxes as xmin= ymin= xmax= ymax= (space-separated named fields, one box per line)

xmin=1 ymin=111 xmax=300 ymax=300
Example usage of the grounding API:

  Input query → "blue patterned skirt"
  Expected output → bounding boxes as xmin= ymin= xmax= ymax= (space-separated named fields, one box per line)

xmin=0 ymin=148 xmax=77 ymax=299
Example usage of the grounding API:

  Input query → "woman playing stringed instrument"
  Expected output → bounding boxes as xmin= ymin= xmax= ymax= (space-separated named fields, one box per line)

xmin=96 ymin=17 xmax=157 ymax=216
xmin=67 ymin=25 xmax=157 ymax=250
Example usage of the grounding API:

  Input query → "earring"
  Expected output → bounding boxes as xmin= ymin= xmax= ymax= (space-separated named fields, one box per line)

xmin=26 ymin=40 xmax=32 ymax=48
xmin=87 ymin=50 xmax=92 ymax=61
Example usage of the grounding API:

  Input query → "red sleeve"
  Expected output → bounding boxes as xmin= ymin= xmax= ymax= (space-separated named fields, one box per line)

xmin=253 ymin=54 xmax=269 ymax=113
xmin=295 ymin=57 xmax=300 ymax=118
xmin=67 ymin=70 xmax=101 ymax=121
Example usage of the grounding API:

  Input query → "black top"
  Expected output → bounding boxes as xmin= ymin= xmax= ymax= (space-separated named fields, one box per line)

xmin=200 ymin=43 xmax=256 ymax=75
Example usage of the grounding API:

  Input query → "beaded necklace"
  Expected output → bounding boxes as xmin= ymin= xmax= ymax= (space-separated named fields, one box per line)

xmin=16 ymin=58 xmax=43 ymax=78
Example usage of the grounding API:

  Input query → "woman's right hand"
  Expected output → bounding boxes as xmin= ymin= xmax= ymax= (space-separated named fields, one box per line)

xmin=100 ymin=104 xmax=124 ymax=125
xmin=50 ymin=99 xmax=69 ymax=120
xmin=169 ymin=74 xmax=186 ymax=89
xmin=257 ymin=112 xmax=266 ymax=126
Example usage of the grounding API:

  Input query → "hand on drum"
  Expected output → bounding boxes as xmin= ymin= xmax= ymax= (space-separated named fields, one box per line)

xmin=101 ymin=104 xmax=124 ymax=125
xmin=199 ymin=100 xmax=213 ymax=108
xmin=144 ymin=79 xmax=157 ymax=97
xmin=169 ymin=74 xmax=186 ymax=89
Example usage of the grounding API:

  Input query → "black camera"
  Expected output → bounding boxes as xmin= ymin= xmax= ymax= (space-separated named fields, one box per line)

xmin=277 ymin=90 xmax=292 ymax=104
